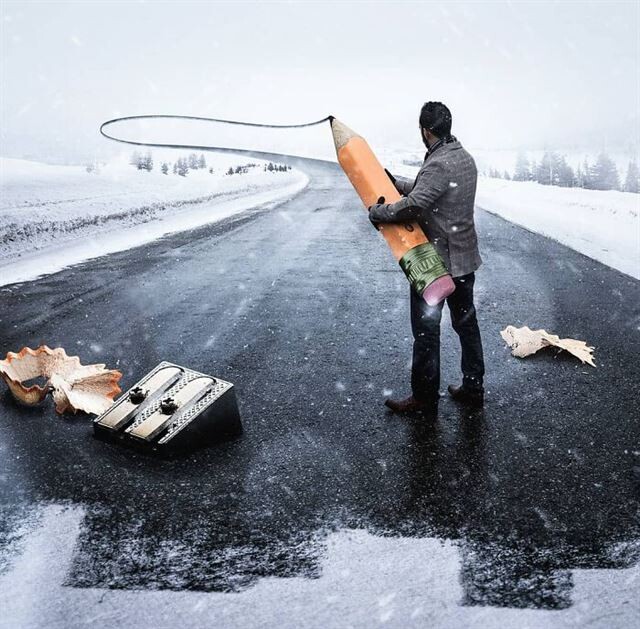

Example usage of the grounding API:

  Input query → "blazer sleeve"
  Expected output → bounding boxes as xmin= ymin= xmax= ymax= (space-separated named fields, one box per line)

xmin=371 ymin=160 xmax=450 ymax=223
xmin=393 ymin=174 xmax=415 ymax=196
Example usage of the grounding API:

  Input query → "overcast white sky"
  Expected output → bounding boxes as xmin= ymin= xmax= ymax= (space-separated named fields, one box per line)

xmin=1 ymin=0 xmax=638 ymax=163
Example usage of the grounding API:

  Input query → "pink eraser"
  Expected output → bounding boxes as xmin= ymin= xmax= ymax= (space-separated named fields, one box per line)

xmin=422 ymin=275 xmax=456 ymax=306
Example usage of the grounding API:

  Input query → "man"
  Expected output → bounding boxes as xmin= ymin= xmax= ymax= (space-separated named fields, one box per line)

xmin=368 ymin=101 xmax=485 ymax=411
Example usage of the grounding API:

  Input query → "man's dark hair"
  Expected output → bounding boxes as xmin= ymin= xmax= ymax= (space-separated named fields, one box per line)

xmin=419 ymin=101 xmax=452 ymax=138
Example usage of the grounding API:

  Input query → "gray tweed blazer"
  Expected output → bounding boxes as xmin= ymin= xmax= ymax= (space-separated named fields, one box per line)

xmin=371 ymin=139 xmax=482 ymax=278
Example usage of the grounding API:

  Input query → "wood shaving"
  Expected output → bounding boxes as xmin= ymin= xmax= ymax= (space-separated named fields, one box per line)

xmin=0 ymin=345 xmax=122 ymax=414
xmin=501 ymin=326 xmax=595 ymax=367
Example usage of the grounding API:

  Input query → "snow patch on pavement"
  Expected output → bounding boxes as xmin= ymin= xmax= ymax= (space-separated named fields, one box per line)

xmin=0 ymin=504 xmax=638 ymax=629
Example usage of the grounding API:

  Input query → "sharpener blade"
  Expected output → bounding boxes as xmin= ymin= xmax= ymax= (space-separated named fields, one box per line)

xmin=96 ymin=366 xmax=183 ymax=430
xmin=127 ymin=376 xmax=214 ymax=442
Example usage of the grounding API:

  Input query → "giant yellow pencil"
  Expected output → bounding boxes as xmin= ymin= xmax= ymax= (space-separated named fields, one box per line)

xmin=330 ymin=117 xmax=455 ymax=306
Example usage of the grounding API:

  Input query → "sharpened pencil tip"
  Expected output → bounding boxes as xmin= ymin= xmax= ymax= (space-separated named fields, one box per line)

xmin=330 ymin=117 xmax=360 ymax=152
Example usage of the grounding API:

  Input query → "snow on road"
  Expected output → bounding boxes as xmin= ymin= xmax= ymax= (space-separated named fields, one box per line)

xmin=0 ymin=504 xmax=638 ymax=629
xmin=0 ymin=156 xmax=308 ymax=286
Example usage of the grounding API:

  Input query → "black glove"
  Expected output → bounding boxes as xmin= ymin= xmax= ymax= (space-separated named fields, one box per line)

xmin=368 ymin=196 xmax=385 ymax=231
xmin=384 ymin=168 xmax=397 ymax=185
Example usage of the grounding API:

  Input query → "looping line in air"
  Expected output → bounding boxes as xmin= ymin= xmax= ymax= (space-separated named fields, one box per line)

xmin=99 ymin=114 xmax=334 ymax=153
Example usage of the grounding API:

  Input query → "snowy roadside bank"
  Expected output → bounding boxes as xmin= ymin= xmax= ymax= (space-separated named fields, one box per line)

xmin=385 ymin=154 xmax=639 ymax=280
xmin=0 ymin=156 xmax=309 ymax=286
xmin=476 ymin=178 xmax=639 ymax=279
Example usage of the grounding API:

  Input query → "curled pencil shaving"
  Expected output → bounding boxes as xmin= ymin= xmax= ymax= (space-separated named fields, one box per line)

xmin=0 ymin=345 xmax=122 ymax=414
xmin=500 ymin=326 xmax=595 ymax=367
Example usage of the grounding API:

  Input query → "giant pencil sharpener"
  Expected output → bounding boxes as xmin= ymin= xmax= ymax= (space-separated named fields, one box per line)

xmin=93 ymin=361 xmax=242 ymax=456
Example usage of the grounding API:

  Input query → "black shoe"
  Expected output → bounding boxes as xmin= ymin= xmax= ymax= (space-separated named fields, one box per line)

xmin=447 ymin=384 xmax=484 ymax=407
xmin=384 ymin=394 xmax=438 ymax=415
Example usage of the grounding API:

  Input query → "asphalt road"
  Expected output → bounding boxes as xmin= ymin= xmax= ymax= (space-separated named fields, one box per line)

xmin=0 ymin=155 xmax=638 ymax=628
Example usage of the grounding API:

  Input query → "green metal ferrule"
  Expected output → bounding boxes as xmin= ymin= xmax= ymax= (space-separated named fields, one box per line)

xmin=398 ymin=242 xmax=449 ymax=295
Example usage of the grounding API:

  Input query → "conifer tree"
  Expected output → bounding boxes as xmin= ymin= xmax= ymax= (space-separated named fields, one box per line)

xmin=177 ymin=157 xmax=189 ymax=177
xmin=555 ymin=155 xmax=575 ymax=187
xmin=535 ymin=151 xmax=556 ymax=185
xmin=589 ymin=152 xmax=620 ymax=190
xmin=624 ymin=159 xmax=639 ymax=193
xmin=513 ymin=152 xmax=531 ymax=181
xmin=141 ymin=151 xmax=153 ymax=172
xmin=130 ymin=151 xmax=141 ymax=169
xmin=581 ymin=158 xmax=591 ymax=189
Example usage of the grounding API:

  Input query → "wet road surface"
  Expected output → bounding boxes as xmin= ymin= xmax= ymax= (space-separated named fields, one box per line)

xmin=0 ymin=156 xmax=639 ymax=628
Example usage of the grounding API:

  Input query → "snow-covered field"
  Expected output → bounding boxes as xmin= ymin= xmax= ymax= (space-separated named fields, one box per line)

xmin=2 ymin=152 xmax=638 ymax=285
xmin=0 ymin=155 xmax=308 ymax=285
xmin=380 ymin=146 xmax=637 ymax=180
xmin=476 ymin=178 xmax=639 ymax=279
xmin=385 ymin=155 xmax=639 ymax=279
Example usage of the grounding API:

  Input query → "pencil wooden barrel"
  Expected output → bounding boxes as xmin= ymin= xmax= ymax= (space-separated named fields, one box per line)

xmin=330 ymin=117 xmax=455 ymax=305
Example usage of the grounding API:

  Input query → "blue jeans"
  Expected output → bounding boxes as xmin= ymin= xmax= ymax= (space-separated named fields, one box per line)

xmin=410 ymin=272 xmax=485 ymax=400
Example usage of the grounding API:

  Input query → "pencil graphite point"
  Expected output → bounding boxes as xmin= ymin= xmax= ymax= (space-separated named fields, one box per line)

xmin=330 ymin=117 xmax=361 ymax=152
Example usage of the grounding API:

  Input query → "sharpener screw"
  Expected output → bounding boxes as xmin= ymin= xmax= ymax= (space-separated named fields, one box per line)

xmin=160 ymin=397 xmax=179 ymax=415
xmin=129 ymin=386 xmax=147 ymax=404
